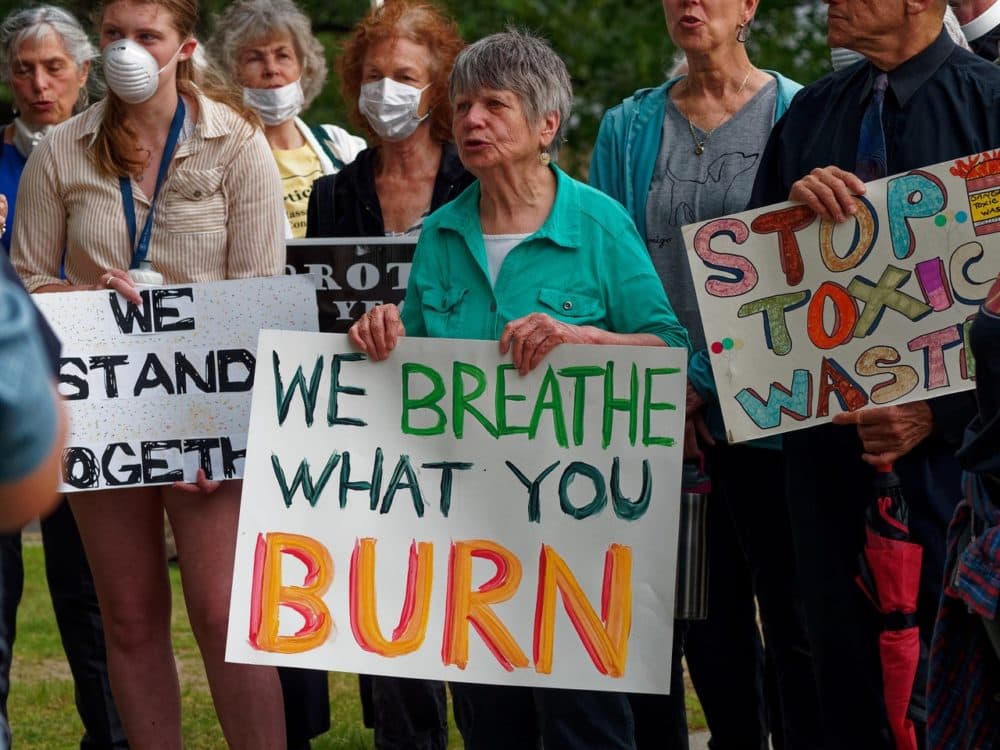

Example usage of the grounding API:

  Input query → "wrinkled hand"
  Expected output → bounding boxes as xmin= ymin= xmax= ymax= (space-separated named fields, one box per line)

xmin=789 ymin=166 xmax=867 ymax=223
xmin=172 ymin=468 xmax=222 ymax=495
xmin=831 ymin=401 xmax=934 ymax=466
xmin=0 ymin=193 xmax=7 ymax=235
xmin=96 ymin=268 xmax=142 ymax=305
xmin=500 ymin=313 xmax=593 ymax=375
xmin=348 ymin=304 xmax=405 ymax=361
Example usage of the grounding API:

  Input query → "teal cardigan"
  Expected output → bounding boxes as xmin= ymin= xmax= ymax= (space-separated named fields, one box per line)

xmin=589 ymin=72 xmax=801 ymax=444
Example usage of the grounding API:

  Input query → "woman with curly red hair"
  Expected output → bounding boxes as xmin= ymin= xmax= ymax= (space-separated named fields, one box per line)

xmin=305 ymin=0 xmax=472 ymax=239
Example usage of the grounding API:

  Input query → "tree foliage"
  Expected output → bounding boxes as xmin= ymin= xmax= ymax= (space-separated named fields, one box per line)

xmin=0 ymin=0 xmax=832 ymax=177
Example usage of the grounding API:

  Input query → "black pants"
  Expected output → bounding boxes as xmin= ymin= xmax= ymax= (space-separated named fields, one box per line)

xmin=279 ymin=667 xmax=330 ymax=749
xmin=0 ymin=499 xmax=126 ymax=749
xmin=360 ymin=674 xmax=448 ymax=750
xmin=783 ymin=424 xmax=960 ymax=749
xmin=684 ymin=443 xmax=822 ymax=750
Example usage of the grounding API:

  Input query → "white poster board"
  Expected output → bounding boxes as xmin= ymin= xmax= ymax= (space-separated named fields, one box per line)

xmin=226 ymin=332 xmax=687 ymax=694
xmin=682 ymin=152 xmax=1000 ymax=443
xmin=36 ymin=276 xmax=318 ymax=491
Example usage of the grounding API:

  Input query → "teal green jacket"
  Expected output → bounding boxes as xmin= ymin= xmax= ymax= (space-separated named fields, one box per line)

xmin=589 ymin=72 xmax=801 ymax=443
xmin=402 ymin=165 xmax=689 ymax=352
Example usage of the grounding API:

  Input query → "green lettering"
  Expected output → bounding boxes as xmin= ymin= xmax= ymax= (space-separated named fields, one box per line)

xmin=495 ymin=364 xmax=529 ymax=436
xmin=453 ymin=361 xmax=499 ymax=438
xmin=401 ymin=362 xmax=446 ymax=436
xmin=611 ymin=458 xmax=652 ymax=521
xmin=270 ymin=452 xmax=340 ymax=508
xmin=558 ymin=461 xmax=607 ymax=520
xmin=273 ymin=352 xmax=324 ymax=427
xmin=528 ymin=366 xmax=568 ymax=447
xmin=380 ymin=454 xmax=425 ymax=517
xmin=422 ymin=461 xmax=474 ymax=517
xmin=643 ymin=367 xmax=680 ymax=447
xmin=602 ymin=362 xmax=639 ymax=449
xmin=338 ymin=447 xmax=383 ymax=510
xmin=328 ymin=353 xmax=367 ymax=427
xmin=556 ymin=365 xmax=605 ymax=446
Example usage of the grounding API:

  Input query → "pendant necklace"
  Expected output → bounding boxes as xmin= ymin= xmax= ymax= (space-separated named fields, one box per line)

xmin=685 ymin=68 xmax=754 ymax=156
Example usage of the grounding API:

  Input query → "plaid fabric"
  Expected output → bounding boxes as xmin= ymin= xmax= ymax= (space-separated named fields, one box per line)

xmin=928 ymin=472 xmax=1000 ymax=748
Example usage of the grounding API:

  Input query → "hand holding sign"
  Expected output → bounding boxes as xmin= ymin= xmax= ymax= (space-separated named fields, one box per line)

xmin=831 ymin=402 xmax=934 ymax=466
xmin=500 ymin=313 xmax=595 ymax=375
xmin=348 ymin=303 xmax=405 ymax=361
xmin=788 ymin=166 xmax=868 ymax=223
xmin=97 ymin=268 xmax=142 ymax=305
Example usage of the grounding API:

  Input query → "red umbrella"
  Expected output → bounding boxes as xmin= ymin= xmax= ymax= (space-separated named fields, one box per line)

xmin=855 ymin=464 xmax=923 ymax=750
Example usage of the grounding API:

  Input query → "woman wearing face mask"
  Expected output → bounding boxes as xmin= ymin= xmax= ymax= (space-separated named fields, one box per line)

xmin=209 ymin=0 xmax=365 ymax=240
xmin=307 ymin=6 xmax=469 ymax=748
xmin=0 ymin=8 xmax=130 ymax=749
xmin=305 ymin=0 xmax=472 ymax=240
xmin=11 ymin=1 xmax=286 ymax=747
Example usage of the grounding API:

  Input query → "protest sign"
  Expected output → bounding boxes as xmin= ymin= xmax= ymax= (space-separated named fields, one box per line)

xmin=226 ymin=332 xmax=687 ymax=693
xmin=683 ymin=151 xmax=1000 ymax=443
xmin=285 ymin=237 xmax=416 ymax=332
xmin=36 ymin=276 xmax=318 ymax=492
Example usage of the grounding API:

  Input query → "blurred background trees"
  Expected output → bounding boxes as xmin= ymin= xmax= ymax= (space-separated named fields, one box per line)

xmin=0 ymin=0 xmax=831 ymax=177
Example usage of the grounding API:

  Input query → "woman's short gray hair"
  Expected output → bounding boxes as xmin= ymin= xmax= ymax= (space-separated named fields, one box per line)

xmin=209 ymin=0 xmax=327 ymax=109
xmin=0 ymin=5 xmax=96 ymax=112
xmin=450 ymin=29 xmax=572 ymax=157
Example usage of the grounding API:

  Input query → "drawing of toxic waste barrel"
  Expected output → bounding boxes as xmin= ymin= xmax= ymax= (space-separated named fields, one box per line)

xmin=952 ymin=150 xmax=1000 ymax=236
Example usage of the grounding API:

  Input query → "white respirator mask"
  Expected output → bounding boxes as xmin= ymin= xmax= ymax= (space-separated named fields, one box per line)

xmin=103 ymin=38 xmax=185 ymax=104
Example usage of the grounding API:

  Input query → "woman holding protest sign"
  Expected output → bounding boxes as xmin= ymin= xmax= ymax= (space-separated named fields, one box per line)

xmin=590 ymin=0 xmax=820 ymax=747
xmin=350 ymin=29 xmax=688 ymax=750
xmin=208 ymin=0 xmax=366 ymax=239
xmin=304 ymin=0 xmax=472 ymax=239
xmin=306 ymin=4 xmax=470 ymax=747
xmin=11 ymin=0 xmax=286 ymax=747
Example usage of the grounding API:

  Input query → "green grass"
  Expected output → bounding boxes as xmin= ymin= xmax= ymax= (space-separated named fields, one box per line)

xmin=8 ymin=539 xmax=705 ymax=747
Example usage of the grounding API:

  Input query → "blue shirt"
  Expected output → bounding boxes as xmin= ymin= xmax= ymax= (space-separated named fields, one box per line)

xmin=0 ymin=271 xmax=57 ymax=483
xmin=402 ymin=165 xmax=689 ymax=350
xmin=0 ymin=141 xmax=27 ymax=255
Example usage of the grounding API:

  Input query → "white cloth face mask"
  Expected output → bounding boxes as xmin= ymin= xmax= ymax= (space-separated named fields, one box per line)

xmin=12 ymin=117 xmax=51 ymax=158
xmin=103 ymin=38 xmax=184 ymax=104
xmin=358 ymin=77 xmax=429 ymax=142
xmin=243 ymin=79 xmax=305 ymax=126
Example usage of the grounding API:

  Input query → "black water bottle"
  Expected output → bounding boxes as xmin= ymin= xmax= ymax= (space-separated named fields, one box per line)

xmin=675 ymin=459 xmax=710 ymax=620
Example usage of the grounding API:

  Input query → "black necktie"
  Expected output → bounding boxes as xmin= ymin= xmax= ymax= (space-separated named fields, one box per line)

xmin=855 ymin=72 xmax=889 ymax=182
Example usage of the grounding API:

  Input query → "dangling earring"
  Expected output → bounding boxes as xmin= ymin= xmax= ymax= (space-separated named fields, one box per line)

xmin=539 ymin=151 xmax=551 ymax=167
xmin=736 ymin=20 xmax=752 ymax=44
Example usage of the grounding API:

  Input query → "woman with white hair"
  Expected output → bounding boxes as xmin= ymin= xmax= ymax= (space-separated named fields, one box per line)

xmin=0 ymin=5 xmax=127 ymax=748
xmin=209 ymin=0 xmax=365 ymax=239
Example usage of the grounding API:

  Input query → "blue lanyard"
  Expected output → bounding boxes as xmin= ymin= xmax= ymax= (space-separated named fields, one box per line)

xmin=119 ymin=98 xmax=186 ymax=270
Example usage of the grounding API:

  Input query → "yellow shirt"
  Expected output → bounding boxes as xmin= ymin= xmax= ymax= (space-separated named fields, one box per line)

xmin=273 ymin=144 xmax=322 ymax=239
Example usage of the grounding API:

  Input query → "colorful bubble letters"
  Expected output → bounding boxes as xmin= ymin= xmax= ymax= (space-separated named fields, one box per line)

xmin=682 ymin=152 xmax=1000 ymax=442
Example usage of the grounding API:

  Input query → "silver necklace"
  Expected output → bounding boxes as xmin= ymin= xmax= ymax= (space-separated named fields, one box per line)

xmin=685 ymin=68 xmax=754 ymax=156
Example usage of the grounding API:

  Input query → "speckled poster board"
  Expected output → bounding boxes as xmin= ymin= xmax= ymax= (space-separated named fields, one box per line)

xmin=34 ymin=276 xmax=318 ymax=492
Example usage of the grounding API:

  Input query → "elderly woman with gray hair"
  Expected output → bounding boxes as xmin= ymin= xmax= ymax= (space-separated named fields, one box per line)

xmin=350 ymin=30 xmax=688 ymax=750
xmin=209 ymin=0 xmax=365 ymax=238
xmin=0 ymin=5 xmax=127 ymax=748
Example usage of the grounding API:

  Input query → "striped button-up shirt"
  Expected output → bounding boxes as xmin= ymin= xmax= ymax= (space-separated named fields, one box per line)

xmin=11 ymin=91 xmax=285 ymax=290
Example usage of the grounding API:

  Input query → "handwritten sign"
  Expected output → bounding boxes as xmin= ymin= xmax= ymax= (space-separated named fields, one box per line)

xmin=35 ymin=276 xmax=318 ymax=491
xmin=226 ymin=332 xmax=687 ymax=693
xmin=285 ymin=237 xmax=416 ymax=332
xmin=683 ymin=151 xmax=1000 ymax=443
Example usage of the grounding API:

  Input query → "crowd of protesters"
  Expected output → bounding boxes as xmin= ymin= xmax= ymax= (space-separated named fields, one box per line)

xmin=0 ymin=0 xmax=997 ymax=748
